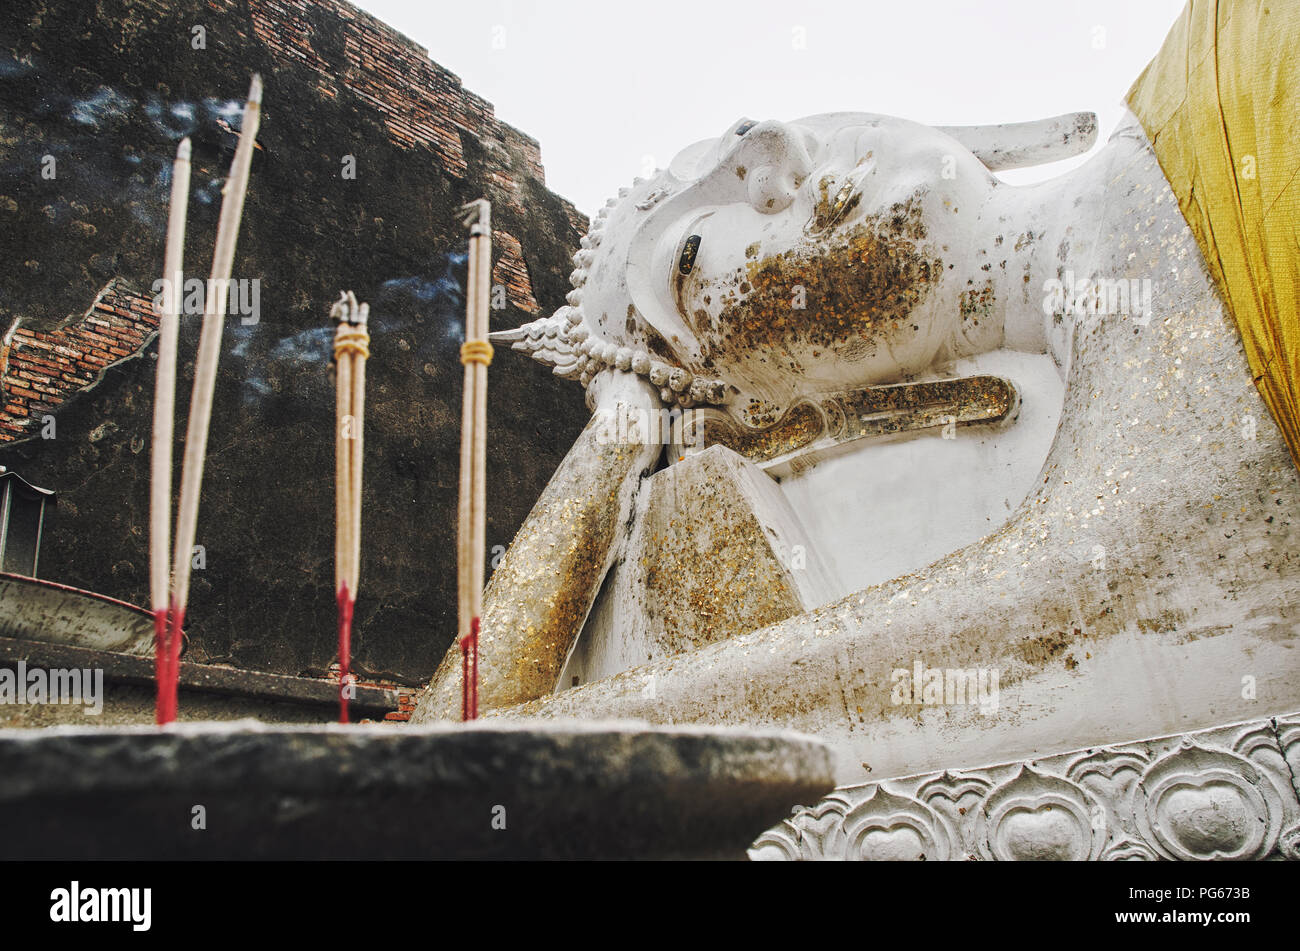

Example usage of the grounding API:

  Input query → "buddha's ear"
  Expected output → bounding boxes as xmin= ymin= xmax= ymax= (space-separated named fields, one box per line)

xmin=936 ymin=112 xmax=1097 ymax=171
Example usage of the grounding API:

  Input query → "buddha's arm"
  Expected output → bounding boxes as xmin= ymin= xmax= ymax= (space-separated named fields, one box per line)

xmin=412 ymin=370 xmax=663 ymax=721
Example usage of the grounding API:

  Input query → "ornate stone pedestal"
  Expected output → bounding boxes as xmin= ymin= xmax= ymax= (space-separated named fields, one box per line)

xmin=752 ymin=712 xmax=1300 ymax=860
xmin=0 ymin=719 xmax=833 ymax=860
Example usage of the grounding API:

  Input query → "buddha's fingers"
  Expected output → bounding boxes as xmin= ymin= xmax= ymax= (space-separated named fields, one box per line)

xmin=413 ymin=371 xmax=663 ymax=721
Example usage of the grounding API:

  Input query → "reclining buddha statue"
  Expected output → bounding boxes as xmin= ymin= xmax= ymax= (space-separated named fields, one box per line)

xmin=415 ymin=0 xmax=1300 ymax=860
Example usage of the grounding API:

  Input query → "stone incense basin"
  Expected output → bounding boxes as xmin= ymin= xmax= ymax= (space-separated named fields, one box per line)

xmin=0 ymin=572 xmax=157 ymax=655
xmin=0 ymin=719 xmax=833 ymax=860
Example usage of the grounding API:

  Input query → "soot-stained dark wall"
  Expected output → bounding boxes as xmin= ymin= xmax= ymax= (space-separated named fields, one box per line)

xmin=0 ymin=0 xmax=590 ymax=682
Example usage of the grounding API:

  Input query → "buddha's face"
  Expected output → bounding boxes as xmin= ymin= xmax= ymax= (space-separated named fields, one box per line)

xmin=580 ymin=113 xmax=999 ymax=425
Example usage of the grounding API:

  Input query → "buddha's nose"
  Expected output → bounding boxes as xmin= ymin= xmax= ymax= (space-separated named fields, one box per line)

xmin=731 ymin=121 xmax=815 ymax=215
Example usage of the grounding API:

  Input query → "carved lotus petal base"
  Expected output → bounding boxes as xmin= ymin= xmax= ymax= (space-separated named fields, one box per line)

xmin=754 ymin=712 xmax=1300 ymax=861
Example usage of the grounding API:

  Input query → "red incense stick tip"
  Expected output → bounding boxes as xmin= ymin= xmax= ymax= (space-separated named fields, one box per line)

xmin=337 ymin=583 xmax=354 ymax=724
xmin=161 ymin=600 xmax=186 ymax=725
xmin=153 ymin=608 xmax=169 ymax=726
xmin=460 ymin=616 xmax=480 ymax=721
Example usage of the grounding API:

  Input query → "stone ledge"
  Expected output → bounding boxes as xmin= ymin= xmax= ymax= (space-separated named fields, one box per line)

xmin=0 ymin=719 xmax=834 ymax=859
xmin=0 ymin=636 xmax=400 ymax=716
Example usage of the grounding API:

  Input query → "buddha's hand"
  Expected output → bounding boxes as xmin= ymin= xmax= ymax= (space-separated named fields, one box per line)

xmin=412 ymin=367 xmax=666 ymax=722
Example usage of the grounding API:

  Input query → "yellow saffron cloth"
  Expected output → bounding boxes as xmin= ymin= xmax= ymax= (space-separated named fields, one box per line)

xmin=1127 ymin=0 xmax=1300 ymax=469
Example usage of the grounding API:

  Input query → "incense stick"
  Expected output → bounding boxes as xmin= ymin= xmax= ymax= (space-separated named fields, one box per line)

xmin=335 ymin=312 xmax=351 ymax=723
xmin=348 ymin=301 xmax=367 ymax=599
xmin=334 ymin=315 xmax=353 ymax=594
xmin=455 ymin=242 xmax=477 ymax=674
xmin=151 ymin=137 xmax=191 ymax=724
xmin=458 ymin=200 xmax=492 ymax=720
xmin=162 ymin=75 xmax=262 ymax=723
xmin=332 ymin=292 xmax=369 ymax=723
xmin=469 ymin=216 xmax=490 ymax=717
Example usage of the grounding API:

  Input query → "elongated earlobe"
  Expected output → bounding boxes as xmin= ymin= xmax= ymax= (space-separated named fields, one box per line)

xmin=937 ymin=112 xmax=1097 ymax=171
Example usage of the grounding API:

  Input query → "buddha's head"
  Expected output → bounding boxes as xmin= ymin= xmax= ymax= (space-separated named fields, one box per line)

xmin=498 ymin=111 xmax=1095 ymax=428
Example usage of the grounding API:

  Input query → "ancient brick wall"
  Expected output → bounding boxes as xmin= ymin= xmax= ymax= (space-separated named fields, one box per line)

xmin=1 ymin=284 xmax=158 ymax=442
xmin=0 ymin=0 xmax=590 ymax=682
xmin=236 ymin=0 xmax=542 ymax=177
xmin=224 ymin=0 xmax=563 ymax=311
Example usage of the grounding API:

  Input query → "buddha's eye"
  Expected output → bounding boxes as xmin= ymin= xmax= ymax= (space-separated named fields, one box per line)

xmin=734 ymin=120 xmax=757 ymax=137
xmin=678 ymin=234 xmax=702 ymax=274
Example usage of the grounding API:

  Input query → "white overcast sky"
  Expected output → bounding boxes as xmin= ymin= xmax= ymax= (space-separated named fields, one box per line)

xmin=356 ymin=0 xmax=1187 ymax=216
